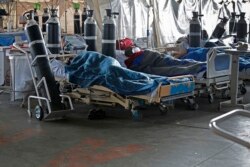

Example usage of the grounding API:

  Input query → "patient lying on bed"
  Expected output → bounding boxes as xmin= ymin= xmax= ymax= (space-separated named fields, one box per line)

xmin=50 ymin=51 xmax=193 ymax=96
xmin=172 ymin=47 xmax=250 ymax=72
xmin=124 ymin=47 xmax=206 ymax=77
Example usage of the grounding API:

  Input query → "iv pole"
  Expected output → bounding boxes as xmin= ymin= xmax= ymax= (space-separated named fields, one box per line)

xmin=146 ymin=1 xmax=152 ymax=48
xmin=198 ymin=0 xmax=203 ymax=40
xmin=64 ymin=0 xmax=67 ymax=33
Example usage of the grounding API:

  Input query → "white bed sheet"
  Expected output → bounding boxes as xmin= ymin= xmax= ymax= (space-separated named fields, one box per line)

xmin=50 ymin=59 xmax=68 ymax=80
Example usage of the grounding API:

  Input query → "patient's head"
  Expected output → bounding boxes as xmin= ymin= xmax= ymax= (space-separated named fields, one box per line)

xmin=124 ymin=46 xmax=141 ymax=57
xmin=202 ymin=30 xmax=208 ymax=40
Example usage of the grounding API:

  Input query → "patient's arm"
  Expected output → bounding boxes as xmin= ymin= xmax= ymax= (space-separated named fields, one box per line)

xmin=173 ymin=48 xmax=187 ymax=58
xmin=165 ymin=47 xmax=187 ymax=59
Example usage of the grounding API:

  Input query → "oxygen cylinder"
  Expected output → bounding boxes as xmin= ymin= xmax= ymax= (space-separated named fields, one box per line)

xmin=46 ymin=9 xmax=61 ymax=54
xmin=81 ymin=8 xmax=87 ymax=35
xmin=84 ymin=10 xmax=97 ymax=51
xmin=34 ymin=9 xmax=39 ymax=25
xmin=229 ymin=12 xmax=237 ymax=35
xmin=0 ymin=17 xmax=3 ymax=29
xmin=211 ymin=17 xmax=228 ymax=39
xmin=248 ymin=24 xmax=250 ymax=43
xmin=74 ymin=9 xmax=81 ymax=34
xmin=102 ymin=9 xmax=116 ymax=58
xmin=24 ymin=11 xmax=64 ymax=111
xmin=189 ymin=12 xmax=201 ymax=47
xmin=42 ymin=8 xmax=49 ymax=33
xmin=236 ymin=12 xmax=247 ymax=42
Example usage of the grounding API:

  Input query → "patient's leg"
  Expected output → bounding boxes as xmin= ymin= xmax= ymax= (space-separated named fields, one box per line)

xmin=142 ymin=63 xmax=205 ymax=77
xmin=143 ymin=52 xmax=202 ymax=67
xmin=162 ymin=55 xmax=202 ymax=67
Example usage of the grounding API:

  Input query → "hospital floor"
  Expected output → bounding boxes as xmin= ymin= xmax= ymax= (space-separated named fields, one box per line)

xmin=0 ymin=87 xmax=250 ymax=167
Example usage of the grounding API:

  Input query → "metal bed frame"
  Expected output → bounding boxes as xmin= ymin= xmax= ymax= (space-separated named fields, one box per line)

xmin=60 ymin=74 xmax=197 ymax=121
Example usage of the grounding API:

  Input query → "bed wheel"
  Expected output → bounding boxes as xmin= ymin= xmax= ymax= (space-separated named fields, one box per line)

xmin=159 ymin=104 xmax=169 ymax=115
xmin=240 ymin=86 xmax=247 ymax=95
xmin=221 ymin=89 xmax=230 ymax=99
xmin=131 ymin=109 xmax=143 ymax=121
xmin=190 ymin=103 xmax=199 ymax=110
xmin=34 ymin=105 xmax=44 ymax=121
xmin=208 ymin=94 xmax=214 ymax=104
xmin=185 ymin=97 xmax=198 ymax=110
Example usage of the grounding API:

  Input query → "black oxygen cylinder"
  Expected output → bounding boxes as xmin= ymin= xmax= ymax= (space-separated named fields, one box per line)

xmin=189 ymin=12 xmax=201 ymax=47
xmin=249 ymin=24 xmax=250 ymax=43
xmin=81 ymin=8 xmax=87 ymax=35
xmin=0 ymin=16 xmax=3 ymax=29
xmin=84 ymin=10 xmax=97 ymax=51
xmin=236 ymin=12 xmax=247 ymax=42
xmin=24 ymin=11 xmax=64 ymax=111
xmin=102 ymin=9 xmax=116 ymax=58
xmin=74 ymin=9 xmax=81 ymax=34
xmin=211 ymin=18 xmax=228 ymax=39
xmin=42 ymin=8 xmax=49 ymax=33
xmin=229 ymin=12 xmax=237 ymax=35
xmin=46 ymin=9 xmax=61 ymax=54
xmin=34 ymin=9 xmax=39 ymax=25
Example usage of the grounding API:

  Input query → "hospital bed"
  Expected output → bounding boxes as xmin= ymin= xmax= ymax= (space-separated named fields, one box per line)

xmin=51 ymin=56 xmax=198 ymax=121
xmin=190 ymin=47 xmax=250 ymax=103
xmin=59 ymin=75 xmax=197 ymax=120
xmin=13 ymin=42 xmax=198 ymax=121
xmin=195 ymin=46 xmax=249 ymax=103
xmin=194 ymin=47 xmax=232 ymax=103
xmin=118 ymin=46 xmax=233 ymax=104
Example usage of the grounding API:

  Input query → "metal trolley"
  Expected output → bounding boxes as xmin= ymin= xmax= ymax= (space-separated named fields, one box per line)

xmin=209 ymin=109 xmax=250 ymax=148
xmin=13 ymin=42 xmax=74 ymax=121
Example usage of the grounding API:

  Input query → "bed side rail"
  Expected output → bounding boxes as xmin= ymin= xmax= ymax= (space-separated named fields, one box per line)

xmin=206 ymin=48 xmax=232 ymax=79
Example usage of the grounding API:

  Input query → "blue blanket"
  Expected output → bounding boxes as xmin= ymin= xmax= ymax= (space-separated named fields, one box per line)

xmin=180 ymin=47 xmax=250 ymax=71
xmin=65 ymin=51 xmax=191 ymax=96
xmin=0 ymin=33 xmax=27 ymax=46
xmin=0 ymin=36 xmax=14 ymax=46
xmin=239 ymin=55 xmax=250 ymax=71
xmin=181 ymin=47 xmax=210 ymax=62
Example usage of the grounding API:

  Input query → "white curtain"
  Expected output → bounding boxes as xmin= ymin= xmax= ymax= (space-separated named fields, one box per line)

xmin=82 ymin=0 xmax=250 ymax=47
xmin=17 ymin=0 xmax=249 ymax=47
